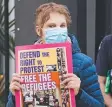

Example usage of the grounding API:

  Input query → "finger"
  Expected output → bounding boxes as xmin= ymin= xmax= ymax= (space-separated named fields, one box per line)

xmin=61 ymin=77 xmax=75 ymax=85
xmin=10 ymin=81 xmax=22 ymax=89
xmin=10 ymin=85 xmax=21 ymax=91
xmin=65 ymin=82 xmax=79 ymax=90
xmin=11 ymin=73 xmax=21 ymax=82
xmin=10 ymin=84 xmax=21 ymax=95
xmin=9 ymin=85 xmax=21 ymax=96
xmin=59 ymin=75 xmax=66 ymax=81
xmin=11 ymin=76 xmax=22 ymax=83
xmin=65 ymin=83 xmax=80 ymax=96
xmin=12 ymin=73 xmax=20 ymax=78
xmin=65 ymin=81 xmax=76 ymax=89
xmin=64 ymin=73 xmax=77 ymax=78
xmin=65 ymin=84 xmax=74 ymax=89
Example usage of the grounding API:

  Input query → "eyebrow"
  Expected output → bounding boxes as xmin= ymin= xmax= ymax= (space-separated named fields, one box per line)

xmin=47 ymin=22 xmax=66 ymax=25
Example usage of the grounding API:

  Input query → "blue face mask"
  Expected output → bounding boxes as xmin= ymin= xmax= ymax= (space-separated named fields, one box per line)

xmin=44 ymin=27 xmax=68 ymax=43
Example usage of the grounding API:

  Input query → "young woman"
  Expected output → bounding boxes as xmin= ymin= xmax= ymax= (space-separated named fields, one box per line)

xmin=6 ymin=2 xmax=104 ymax=107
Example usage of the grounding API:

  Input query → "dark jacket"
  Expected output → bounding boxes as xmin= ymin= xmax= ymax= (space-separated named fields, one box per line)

xmin=96 ymin=35 xmax=112 ymax=76
xmin=6 ymin=34 xmax=104 ymax=107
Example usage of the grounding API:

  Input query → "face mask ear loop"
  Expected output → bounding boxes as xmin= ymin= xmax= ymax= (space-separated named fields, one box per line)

xmin=41 ymin=27 xmax=47 ymax=43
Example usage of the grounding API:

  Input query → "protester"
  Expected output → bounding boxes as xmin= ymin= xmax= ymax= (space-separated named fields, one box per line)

xmin=96 ymin=35 xmax=112 ymax=107
xmin=6 ymin=2 xmax=104 ymax=107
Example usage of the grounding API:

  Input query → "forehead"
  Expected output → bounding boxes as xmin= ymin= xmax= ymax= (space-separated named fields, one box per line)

xmin=45 ymin=12 xmax=66 ymax=24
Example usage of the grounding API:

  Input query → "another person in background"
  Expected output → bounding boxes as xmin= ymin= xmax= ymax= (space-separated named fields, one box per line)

xmin=6 ymin=2 xmax=104 ymax=107
xmin=96 ymin=35 xmax=112 ymax=107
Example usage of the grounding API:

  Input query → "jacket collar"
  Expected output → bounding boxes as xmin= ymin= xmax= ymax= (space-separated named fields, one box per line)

xmin=68 ymin=34 xmax=81 ymax=53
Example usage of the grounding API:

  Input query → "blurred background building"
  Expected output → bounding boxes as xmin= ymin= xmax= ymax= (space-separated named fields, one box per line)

xmin=0 ymin=0 xmax=112 ymax=106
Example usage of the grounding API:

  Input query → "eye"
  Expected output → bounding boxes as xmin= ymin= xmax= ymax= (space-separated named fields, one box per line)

xmin=48 ymin=24 xmax=56 ymax=28
xmin=60 ymin=24 xmax=66 ymax=28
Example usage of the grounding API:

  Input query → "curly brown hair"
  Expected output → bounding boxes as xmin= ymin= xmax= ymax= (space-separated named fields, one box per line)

xmin=35 ymin=2 xmax=72 ymax=28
